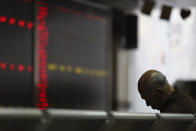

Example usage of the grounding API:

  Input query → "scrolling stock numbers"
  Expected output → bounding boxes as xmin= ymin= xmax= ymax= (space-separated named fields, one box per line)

xmin=0 ymin=0 xmax=109 ymax=110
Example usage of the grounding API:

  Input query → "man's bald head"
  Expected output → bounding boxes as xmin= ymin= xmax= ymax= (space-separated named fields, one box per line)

xmin=138 ymin=70 xmax=172 ymax=110
xmin=138 ymin=70 xmax=167 ymax=93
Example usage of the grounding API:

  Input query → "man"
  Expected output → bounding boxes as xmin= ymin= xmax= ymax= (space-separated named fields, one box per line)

xmin=138 ymin=70 xmax=196 ymax=113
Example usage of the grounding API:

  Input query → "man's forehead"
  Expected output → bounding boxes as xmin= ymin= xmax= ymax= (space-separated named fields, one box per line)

xmin=138 ymin=71 xmax=158 ymax=89
xmin=138 ymin=77 xmax=149 ymax=91
xmin=139 ymin=86 xmax=148 ymax=95
xmin=140 ymin=91 xmax=148 ymax=100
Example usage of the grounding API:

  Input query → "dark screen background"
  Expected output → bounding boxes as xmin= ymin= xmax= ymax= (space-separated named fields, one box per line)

xmin=0 ymin=0 xmax=33 ymax=107
xmin=46 ymin=0 xmax=110 ymax=110
xmin=0 ymin=0 xmax=110 ymax=110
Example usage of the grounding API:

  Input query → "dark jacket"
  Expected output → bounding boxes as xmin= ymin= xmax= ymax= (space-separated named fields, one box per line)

xmin=160 ymin=87 xmax=196 ymax=113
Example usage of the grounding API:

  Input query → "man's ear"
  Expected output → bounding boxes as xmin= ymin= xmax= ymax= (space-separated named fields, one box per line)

xmin=155 ymin=87 xmax=164 ymax=95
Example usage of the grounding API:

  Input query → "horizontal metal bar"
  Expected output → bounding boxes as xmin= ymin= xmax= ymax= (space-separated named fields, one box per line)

xmin=0 ymin=108 xmax=42 ymax=119
xmin=46 ymin=109 xmax=107 ymax=119
xmin=112 ymin=112 xmax=157 ymax=120
xmin=157 ymin=113 xmax=195 ymax=120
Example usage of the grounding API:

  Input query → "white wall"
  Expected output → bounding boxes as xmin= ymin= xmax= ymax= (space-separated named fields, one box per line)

xmin=128 ymin=7 xmax=196 ymax=112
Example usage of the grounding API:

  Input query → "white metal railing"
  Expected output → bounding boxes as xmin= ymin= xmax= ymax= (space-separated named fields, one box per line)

xmin=0 ymin=108 xmax=195 ymax=131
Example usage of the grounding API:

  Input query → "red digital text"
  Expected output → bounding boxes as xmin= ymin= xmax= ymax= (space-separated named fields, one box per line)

xmin=37 ymin=1 xmax=49 ymax=110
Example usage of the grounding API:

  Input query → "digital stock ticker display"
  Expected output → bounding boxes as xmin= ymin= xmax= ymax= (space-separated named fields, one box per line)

xmin=0 ymin=0 xmax=34 ymax=107
xmin=0 ymin=0 xmax=111 ymax=110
